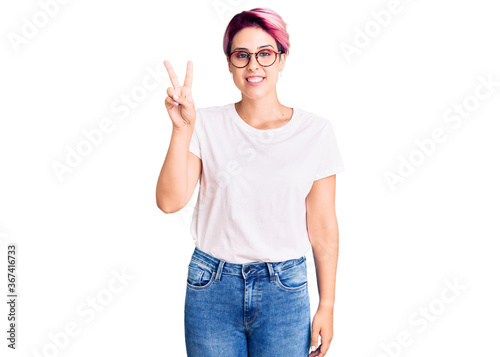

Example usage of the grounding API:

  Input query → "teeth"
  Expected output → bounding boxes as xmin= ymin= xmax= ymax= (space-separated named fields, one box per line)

xmin=247 ymin=77 xmax=264 ymax=83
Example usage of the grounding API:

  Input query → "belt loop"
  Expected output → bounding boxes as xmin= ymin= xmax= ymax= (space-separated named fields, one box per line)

xmin=266 ymin=262 xmax=275 ymax=283
xmin=215 ymin=259 xmax=225 ymax=282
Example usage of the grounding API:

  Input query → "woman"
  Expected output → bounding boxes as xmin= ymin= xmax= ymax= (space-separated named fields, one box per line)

xmin=156 ymin=7 xmax=344 ymax=357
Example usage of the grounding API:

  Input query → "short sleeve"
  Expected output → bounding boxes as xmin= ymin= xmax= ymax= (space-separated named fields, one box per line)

xmin=314 ymin=120 xmax=344 ymax=180
xmin=188 ymin=108 xmax=201 ymax=159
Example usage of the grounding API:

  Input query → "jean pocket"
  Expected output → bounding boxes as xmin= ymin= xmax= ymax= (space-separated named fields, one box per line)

xmin=186 ymin=259 xmax=216 ymax=290
xmin=275 ymin=260 xmax=308 ymax=291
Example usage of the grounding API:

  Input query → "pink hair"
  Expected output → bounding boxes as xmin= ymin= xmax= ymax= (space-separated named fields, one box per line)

xmin=222 ymin=8 xmax=290 ymax=56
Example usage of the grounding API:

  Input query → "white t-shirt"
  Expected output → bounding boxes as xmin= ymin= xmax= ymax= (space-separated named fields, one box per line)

xmin=188 ymin=102 xmax=344 ymax=264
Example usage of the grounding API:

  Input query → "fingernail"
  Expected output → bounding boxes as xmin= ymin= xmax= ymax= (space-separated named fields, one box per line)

xmin=174 ymin=102 xmax=180 ymax=106
xmin=173 ymin=94 xmax=179 ymax=100
xmin=311 ymin=346 xmax=316 ymax=352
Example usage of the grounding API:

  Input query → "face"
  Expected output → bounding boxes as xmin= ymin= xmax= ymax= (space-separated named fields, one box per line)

xmin=227 ymin=26 xmax=286 ymax=100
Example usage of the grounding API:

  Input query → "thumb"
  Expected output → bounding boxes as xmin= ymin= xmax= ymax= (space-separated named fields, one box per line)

xmin=166 ymin=87 xmax=181 ymax=106
xmin=310 ymin=328 xmax=320 ymax=353
xmin=173 ymin=93 xmax=189 ymax=106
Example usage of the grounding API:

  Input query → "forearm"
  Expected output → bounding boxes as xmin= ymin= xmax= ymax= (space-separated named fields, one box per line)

xmin=311 ymin=226 xmax=339 ymax=311
xmin=156 ymin=126 xmax=193 ymax=212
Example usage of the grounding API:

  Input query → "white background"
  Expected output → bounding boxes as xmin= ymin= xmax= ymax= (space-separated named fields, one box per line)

xmin=1 ymin=0 xmax=499 ymax=356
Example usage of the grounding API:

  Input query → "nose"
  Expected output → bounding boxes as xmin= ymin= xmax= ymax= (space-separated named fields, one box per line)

xmin=247 ymin=53 xmax=260 ymax=69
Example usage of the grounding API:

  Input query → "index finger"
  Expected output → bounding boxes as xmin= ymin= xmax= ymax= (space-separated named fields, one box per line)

xmin=183 ymin=60 xmax=193 ymax=88
xmin=163 ymin=60 xmax=181 ymax=90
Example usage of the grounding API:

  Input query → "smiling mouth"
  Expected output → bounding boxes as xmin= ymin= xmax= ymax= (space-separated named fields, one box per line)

xmin=246 ymin=77 xmax=264 ymax=83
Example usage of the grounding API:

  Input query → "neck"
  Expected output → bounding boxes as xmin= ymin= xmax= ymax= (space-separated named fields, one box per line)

xmin=235 ymin=94 xmax=290 ymax=127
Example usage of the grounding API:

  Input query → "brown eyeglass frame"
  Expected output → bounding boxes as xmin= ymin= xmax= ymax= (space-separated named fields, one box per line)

xmin=227 ymin=49 xmax=283 ymax=68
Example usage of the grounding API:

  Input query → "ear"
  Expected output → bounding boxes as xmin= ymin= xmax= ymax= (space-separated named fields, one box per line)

xmin=279 ymin=53 xmax=287 ymax=71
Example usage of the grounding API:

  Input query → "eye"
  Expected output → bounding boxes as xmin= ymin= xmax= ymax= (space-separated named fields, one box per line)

xmin=234 ymin=51 xmax=250 ymax=59
xmin=258 ymin=49 xmax=273 ymax=57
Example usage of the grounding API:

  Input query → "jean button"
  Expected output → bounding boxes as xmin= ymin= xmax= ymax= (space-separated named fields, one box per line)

xmin=244 ymin=267 xmax=250 ymax=274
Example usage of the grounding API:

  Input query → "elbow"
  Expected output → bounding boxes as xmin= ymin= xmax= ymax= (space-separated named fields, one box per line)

xmin=156 ymin=199 xmax=177 ymax=214
xmin=156 ymin=193 xmax=171 ymax=214
xmin=157 ymin=203 xmax=173 ymax=214
xmin=156 ymin=195 xmax=185 ymax=214
xmin=156 ymin=184 xmax=189 ymax=213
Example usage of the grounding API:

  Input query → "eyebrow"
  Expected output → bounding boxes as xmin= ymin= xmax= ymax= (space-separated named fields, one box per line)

xmin=233 ymin=44 xmax=274 ymax=51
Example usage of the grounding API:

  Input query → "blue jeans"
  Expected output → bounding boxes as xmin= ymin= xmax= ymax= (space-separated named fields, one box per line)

xmin=184 ymin=247 xmax=312 ymax=356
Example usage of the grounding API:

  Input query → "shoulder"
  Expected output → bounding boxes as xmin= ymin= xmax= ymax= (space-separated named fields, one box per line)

xmin=293 ymin=107 xmax=333 ymax=133
xmin=194 ymin=104 xmax=232 ymax=131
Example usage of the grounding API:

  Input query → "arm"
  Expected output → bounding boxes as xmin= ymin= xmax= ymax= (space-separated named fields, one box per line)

xmin=156 ymin=60 xmax=201 ymax=214
xmin=156 ymin=127 xmax=201 ymax=213
xmin=306 ymin=174 xmax=339 ymax=357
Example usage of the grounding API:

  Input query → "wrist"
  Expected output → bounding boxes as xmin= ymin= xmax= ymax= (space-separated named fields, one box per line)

xmin=172 ymin=124 xmax=194 ymax=134
xmin=318 ymin=300 xmax=335 ymax=312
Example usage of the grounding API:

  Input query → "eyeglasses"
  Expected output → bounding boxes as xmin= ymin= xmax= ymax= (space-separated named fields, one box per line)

xmin=228 ymin=48 xmax=282 ymax=68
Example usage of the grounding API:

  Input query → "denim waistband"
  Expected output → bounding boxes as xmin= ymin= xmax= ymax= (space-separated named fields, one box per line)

xmin=191 ymin=246 xmax=306 ymax=282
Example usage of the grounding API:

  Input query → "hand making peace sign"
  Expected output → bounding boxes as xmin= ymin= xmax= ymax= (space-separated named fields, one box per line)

xmin=163 ymin=60 xmax=196 ymax=130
